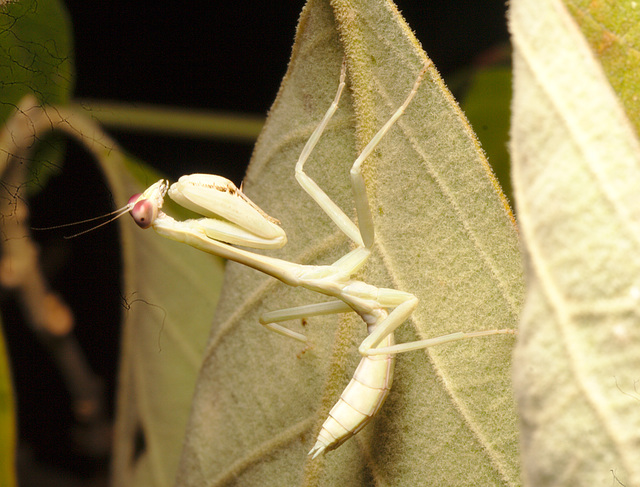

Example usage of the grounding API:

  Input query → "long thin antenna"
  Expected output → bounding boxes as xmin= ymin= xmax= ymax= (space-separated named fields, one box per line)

xmin=63 ymin=207 xmax=133 ymax=238
xmin=31 ymin=204 xmax=133 ymax=239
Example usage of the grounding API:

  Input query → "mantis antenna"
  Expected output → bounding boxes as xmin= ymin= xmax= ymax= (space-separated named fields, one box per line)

xmin=32 ymin=204 xmax=133 ymax=238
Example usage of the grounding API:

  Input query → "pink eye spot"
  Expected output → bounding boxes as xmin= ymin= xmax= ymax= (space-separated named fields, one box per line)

xmin=128 ymin=193 xmax=142 ymax=206
xmin=131 ymin=199 xmax=157 ymax=229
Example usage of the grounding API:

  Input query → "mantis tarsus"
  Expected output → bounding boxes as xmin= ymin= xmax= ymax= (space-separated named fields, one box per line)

xmin=122 ymin=61 xmax=516 ymax=457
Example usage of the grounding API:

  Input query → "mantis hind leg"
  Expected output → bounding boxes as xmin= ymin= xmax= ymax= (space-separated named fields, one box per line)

xmin=294 ymin=60 xmax=430 ymax=256
xmin=293 ymin=59 xmax=365 ymax=248
xmin=259 ymin=300 xmax=354 ymax=343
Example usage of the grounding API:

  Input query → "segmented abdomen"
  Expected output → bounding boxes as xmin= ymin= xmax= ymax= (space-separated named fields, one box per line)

xmin=309 ymin=333 xmax=394 ymax=458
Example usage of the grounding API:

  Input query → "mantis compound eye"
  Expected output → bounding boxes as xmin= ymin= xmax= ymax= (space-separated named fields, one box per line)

xmin=130 ymin=198 xmax=157 ymax=229
xmin=128 ymin=193 xmax=142 ymax=206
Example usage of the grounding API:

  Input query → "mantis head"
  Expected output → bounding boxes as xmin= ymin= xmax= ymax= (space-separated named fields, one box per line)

xmin=128 ymin=179 xmax=169 ymax=229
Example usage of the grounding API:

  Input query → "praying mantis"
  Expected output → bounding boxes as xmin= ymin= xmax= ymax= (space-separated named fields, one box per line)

xmin=121 ymin=61 xmax=515 ymax=457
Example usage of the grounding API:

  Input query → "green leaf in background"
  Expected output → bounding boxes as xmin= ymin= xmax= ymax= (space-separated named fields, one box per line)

xmin=0 ymin=0 xmax=74 ymax=189
xmin=0 ymin=321 xmax=15 ymax=487
xmin=510 ymin=0 xmax=640 ymax=485
xmin=0 ymin=92 xmax=226 ymax=483
xmin=175 ymin=0 xmax=523 ymax=485
xmin=463 ymin=65 xmax=513 ymax=203
xmin=564 ymin=0 xmax=640 ymax=134
xmin=0 ymin=0 xmax=73 ymax=117
xmin=92 ymin=150 xmax=226 ymax=486
xmin=0 ymin=2 xmax=73 ymax=485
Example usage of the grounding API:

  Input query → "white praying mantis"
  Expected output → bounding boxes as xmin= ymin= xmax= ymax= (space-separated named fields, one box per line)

xmin=84 ymin=61 xmax=515 ymax=457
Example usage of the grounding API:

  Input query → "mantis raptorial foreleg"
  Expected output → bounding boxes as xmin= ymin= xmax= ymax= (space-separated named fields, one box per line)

xmin=106 ymin=60 xmax=516 ymax=457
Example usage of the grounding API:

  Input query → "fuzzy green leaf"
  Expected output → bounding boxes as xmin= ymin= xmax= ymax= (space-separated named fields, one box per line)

xmin=176 ymin=0 xmax=523 ymax=485
xmin=510 ymin=0 xmax=640 ymax=485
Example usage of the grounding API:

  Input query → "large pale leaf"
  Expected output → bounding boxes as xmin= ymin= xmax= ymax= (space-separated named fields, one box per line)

xmin=176 ymin=0 xmax=523 ymax=485
xmin=510 ymin=0 xmax=640 ymax=485
xmin=101 ymin=156 xmax=225 ymax=486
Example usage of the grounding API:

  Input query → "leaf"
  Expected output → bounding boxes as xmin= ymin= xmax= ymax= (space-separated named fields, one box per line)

xmin=176 ymin=0 xmax=523 ymax=485
xmin=0 ymin=0 xmax=74 ymax=189
xmin=510 ymin=0 xmax=640 ymax=485
xmin=0 ymin=321 xmax=16 ymax=487
xmin=563 ymin=0 xmax=640 ymax=134
xmin=0 ymin=0 xmax=73 ymax=117
xmin=0 ymin=2 xmax=73 ymax=484
xmin=462 ymin=65 xmax=513 ymax=203
xmin=99 ymin=155 xmax=226 ymax=486
xmin=1 ymin=92 xmax=226 ymax=484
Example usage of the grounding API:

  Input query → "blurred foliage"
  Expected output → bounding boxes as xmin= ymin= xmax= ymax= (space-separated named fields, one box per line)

xmin=0 ymin=0 xmax=74 ymax=191
xmin=462 ymin=64 xmax=513 ymax=203
xmin=0 ymin=320 xmax=15 ymax=487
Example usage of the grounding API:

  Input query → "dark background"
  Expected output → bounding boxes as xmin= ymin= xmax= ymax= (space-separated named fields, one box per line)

xmin=2 ymin=1 xmax=510 ymax=485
